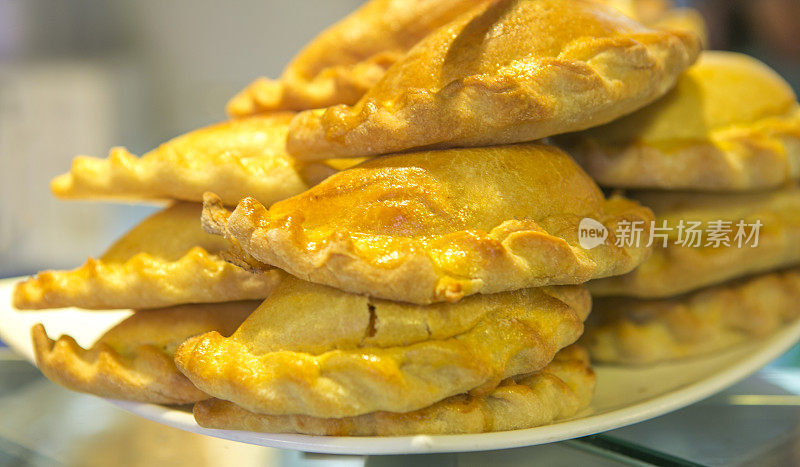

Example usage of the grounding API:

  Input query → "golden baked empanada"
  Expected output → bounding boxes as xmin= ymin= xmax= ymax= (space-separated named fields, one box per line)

xmin=193 ymin=346 xmax=594 ymax=436
xmin=202 ymin=143 xmax=653 ymax=304
xmin=590 ymin=186 xmax=800 ymax=298
xmin=561 ymin=52 xmax=800 ymax=190
xmin=286 ymin=0 xmax=701 ymax=159
xmin=227 ymin=0 xmax=491 ymax=116
xmin=14 ymin=203 xmax=280 ymax=310
xmin=32 ymin=301 xmax=258 ymax=404
xmin=175 ymin=276 xmax=590 ymax=418
xmin=50 ymin=113 xmax=361 ymax=205
xmin=585 ymin=269 xmax=800 ymax=364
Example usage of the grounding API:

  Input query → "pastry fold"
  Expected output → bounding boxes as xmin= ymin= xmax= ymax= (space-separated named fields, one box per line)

xmin=286 ymin=0 xmax=701 ymax=159
xmin=202 ymin=143 xmax=653 ymax=304
xmin=14 ymin=203 xmax=281 ymax=310
xmin=50 ymin=113 xmax=359 ymax=205
xmin=175 ymin=276 xmax=590 ymax=418
xmin=32 ymin=301 xmax=258 ymax=404
xmin=562 ymin=52 xmax=800 ymax=191
xmin=227 ymin=0 xmax=490 ymax=116
xmin=590 ymin=186 xmax=800 ymax=298
xmin=585 ymin=269 xmax=800 ymax=364
xmin=193 ymin=346 xmax=594 ymax=436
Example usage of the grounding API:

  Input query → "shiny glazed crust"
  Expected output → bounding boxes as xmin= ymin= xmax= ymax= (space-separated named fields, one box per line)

xmin=193 ymin=346 xmax=594 ymax=436
xmin=589 ymin=186 xmax=800 ymax=298
xmin=202 ymin=143 xmax=653 ymax=304
xmin=175 ymin=275 xmax=591 ymax=418
xmin=49 ymin=113 xmax=359 ymax=205
xmin=584 ymin=269 xmax=800 ymax=364
xmin=32 ymin=301 xmax=258 ymax=404
xmin=13 ymin=203 xmax=281 ymax=310
xmin=286 ymin=0 xmax=701 ymax=159
xmin=562 ymin=52 xmax=800 ymax=190
xmin=226 ymin=0 xmax=491 ymax=116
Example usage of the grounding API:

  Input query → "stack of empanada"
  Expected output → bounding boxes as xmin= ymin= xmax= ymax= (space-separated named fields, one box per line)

xmin=560 ymin=51 xmax=800 ymax=364
xmin=22 ymin=0 xmax=795 ymax=438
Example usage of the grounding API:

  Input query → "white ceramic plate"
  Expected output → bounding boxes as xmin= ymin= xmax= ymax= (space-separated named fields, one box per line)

xmin=2 ymin=276 xmax=799 ymax=455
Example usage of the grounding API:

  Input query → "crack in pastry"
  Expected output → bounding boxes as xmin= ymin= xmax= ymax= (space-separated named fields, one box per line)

xmin=193 ymin=346 xmax=594 ymax=436
xmin=174 ymin=275 xmax=591 ymax=418
xmin=32 ymin=301 xmax=258 ymax=404
xmin=201 ymin=143 xmax=653 ymax=304
xmin=584 ymin=269 xmax=800 ymax=364
xmin=561 ymin=52 xmax=800 ymax=191
xmin=227 ymin=0 xmax=492 ymax=117
xmin=285 ymin=0 xmax=701 ymax=159
xmin=589 ymin=185 xmax=800 ymax=298
xmin=14 ymin=203 xmax=281 ymax=310
xmin=50 ymin=113 xmax=362 ymax=205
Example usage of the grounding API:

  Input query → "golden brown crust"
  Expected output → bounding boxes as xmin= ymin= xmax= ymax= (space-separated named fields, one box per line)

xmin=32 ymin=301 xmax=258 ymax=404
xmin=584 ymin=269 xmax=800 ymax=365
xmin=193 ymin=346 xmax=594 ymax=436
xmin=286 ymin=0 xmax=701 ymax=159
xmin=175 ymin=275 xmax=591 ymax=418
xmin=203 ymin=143 xmax=653 ymax=304
xmin=49 ymin=114 xmax=360 ymax=205
xmin=589 ymin=186 xmax=800 ymax=298
xmin=13 ymin=203 xmax=281 ymax=310
xmin=226 ymin=0 xmax=491 ymax=116
xmin=561 ymin=52 xmax=800 ymax=191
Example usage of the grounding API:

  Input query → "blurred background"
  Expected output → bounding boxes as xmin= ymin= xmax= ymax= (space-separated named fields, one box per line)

xmin=1 ymin=0 xmax=799 ymax=277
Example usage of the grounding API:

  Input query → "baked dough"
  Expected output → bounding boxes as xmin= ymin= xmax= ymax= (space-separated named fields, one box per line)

xmin=32 ymin=301 xmax=258 ymax=404
xmin=175 ymin=275 xmax=590 ymax=418
xmin=589 ymin=186 xmax=800 ymax=298
xmin=585 ymin=268 xmax=800 ymax=364
xmin=202 ymin=143 xmax=653 ymax=304
xmin=286 ymin=0 xmax=701 ymax=159
xmin=193 ymin=346 xmax=594 ymax=436
xmin=14 ymin=203 xmax=281 ymax=310
xmin=561 ymin=52 xmax=800 ymax=190
xmin=227 ymin=0 xmax=491 ymax=116
xmin=50 ymin=113 xmax=361 ymax=205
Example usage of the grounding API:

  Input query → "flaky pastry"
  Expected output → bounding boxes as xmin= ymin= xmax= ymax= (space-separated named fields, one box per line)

xmin=51 ymin=113 xmax=361 ymax=205
xmin=585 ymin=268 xmax=800 ymax=364
xmin=175 ymin=276 xmax=590 ymax=418
xmin=193 ymin=346 xmax=594 ymax=436
xmin=590 ymin=186 xmax=800 ymax=298
xmin=227 ymin=0 xmax=491 ymax=116
xmin=14 ymin=203 xmax=281 ymax=310
xmin=286 ymin=0 xmax=701 ymax=159
xmin=202 ymin=143 xmax=653 ymax=304
xmin=561 ymin=52 xmax=800 ymax=190
xmin=32 ymin=301 xmax=258 ymax=404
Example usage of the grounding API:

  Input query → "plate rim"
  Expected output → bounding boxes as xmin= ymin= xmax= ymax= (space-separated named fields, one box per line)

xmin=2 ymin=276 xmax=799 ymax=455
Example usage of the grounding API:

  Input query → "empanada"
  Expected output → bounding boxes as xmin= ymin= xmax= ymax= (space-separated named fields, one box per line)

xmin=590 ymin=186 xmax=800 ymax=298
xmin=585 ymin=268 xmax=800 ymax=364
xmin=50 ymin=113 xmax=361 ymax=205
xmin=286 ymin=0 xmax=701 ymax=159
xmin=14 ymin=203 xmax=281 ymax=310
xmin=193 ymin=346 xmax=594 ymax=436
xmin=202 ymin=143 xmax=653 ymax=304
xmin=32 ymin=301 xmax=258 ymax=404
xmin=561 ymin=52 xmax=800 ymax=190
xmin=227 ymin=0 xmax=491 ymax=116
xmin=175 ymin=276 xmax=590 ymax=418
